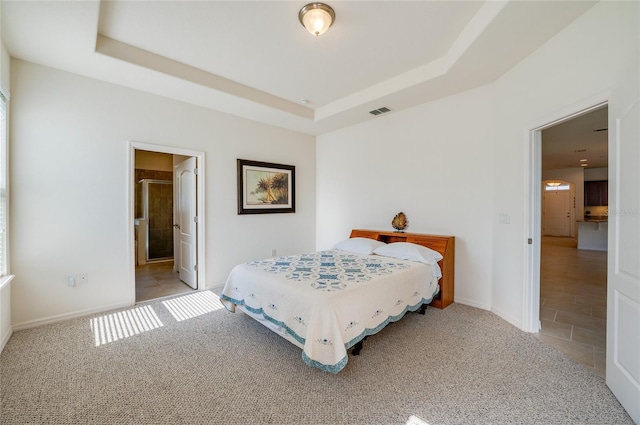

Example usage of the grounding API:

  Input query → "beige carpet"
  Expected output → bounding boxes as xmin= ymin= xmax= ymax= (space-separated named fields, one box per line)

xmin=0 ymin=293 xmax=632 ymax=424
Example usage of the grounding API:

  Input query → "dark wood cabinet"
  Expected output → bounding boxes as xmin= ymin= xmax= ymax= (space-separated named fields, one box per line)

xmin=585 ymin=180 xmax=608 ymax=206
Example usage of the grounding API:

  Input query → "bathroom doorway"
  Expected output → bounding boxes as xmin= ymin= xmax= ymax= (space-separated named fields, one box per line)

xmin=133 ymin=149 xmax=198 ymax=302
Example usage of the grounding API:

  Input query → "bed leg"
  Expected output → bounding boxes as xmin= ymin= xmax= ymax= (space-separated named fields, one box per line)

xmin=352 ymin=337 xmax=367 ymax=356
xmin=419 ymin=304 xmax=427 ymax=315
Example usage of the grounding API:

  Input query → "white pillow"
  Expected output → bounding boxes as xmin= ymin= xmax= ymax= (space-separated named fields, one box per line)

xmin=373 ymin=242 xmax=443 ymax=265
xmin=332 ymin=237 xmax=386 ymax=255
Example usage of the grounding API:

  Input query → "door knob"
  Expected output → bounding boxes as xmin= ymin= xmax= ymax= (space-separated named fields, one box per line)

xmin=173 ymin=224 xmax=180 ymax=229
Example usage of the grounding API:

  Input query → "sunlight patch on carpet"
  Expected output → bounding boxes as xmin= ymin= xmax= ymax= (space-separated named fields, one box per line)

xmin=406 ymin=415 xmax=430 ymax=425
xmin=162 ymin=291 xmax=224 ymax=322
xmin=90 ymin=305 xmax=164 ymax=347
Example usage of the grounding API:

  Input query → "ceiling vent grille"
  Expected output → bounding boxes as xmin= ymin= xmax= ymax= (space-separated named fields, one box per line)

xmin=369 ymin=106 xmax=391 ymax=116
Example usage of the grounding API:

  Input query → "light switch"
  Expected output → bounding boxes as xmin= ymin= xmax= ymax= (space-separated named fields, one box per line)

xmin=498 ymin=213 xmax=510 ymax=224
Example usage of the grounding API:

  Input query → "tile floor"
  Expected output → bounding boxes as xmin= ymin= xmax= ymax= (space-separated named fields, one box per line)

xmin=135 ymin=261 xmax=196 ymax=303
xmin=536 ymin=236 xmax=607 ymax=378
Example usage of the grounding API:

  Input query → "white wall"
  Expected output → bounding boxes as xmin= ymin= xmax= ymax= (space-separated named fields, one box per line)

xmin=10 ymin=60 xmax=316 ymax=327
xmin=584 ymin=167 xmax=608 ymax=181
xmin=317 ymin=85 xmax=495 ymax=309
xmin=317 ymin=1 xmax=639 ymax=327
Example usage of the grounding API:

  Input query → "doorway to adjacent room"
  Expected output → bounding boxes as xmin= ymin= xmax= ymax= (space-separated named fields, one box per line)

xmin=130 ymin=142 xmax=205 ymax=303
xmin=534 ymin=105 xmax=608 ymax=377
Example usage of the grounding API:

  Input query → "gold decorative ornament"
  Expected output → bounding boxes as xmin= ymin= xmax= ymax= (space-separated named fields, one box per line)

xmin=392 ymin=212 xmax=408 ymax=232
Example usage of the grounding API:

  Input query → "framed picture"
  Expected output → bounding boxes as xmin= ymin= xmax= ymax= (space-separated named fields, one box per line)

xmin=237 ymin=159 xmax=295 ymax=214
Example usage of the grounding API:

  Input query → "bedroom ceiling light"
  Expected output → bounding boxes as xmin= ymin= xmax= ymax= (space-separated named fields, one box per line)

xmin=299 ymin=3 xmax=335 ymax=36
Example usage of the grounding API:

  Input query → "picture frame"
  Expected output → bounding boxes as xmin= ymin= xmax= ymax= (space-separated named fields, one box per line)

xmin=237 ymin=159 xmax=295 ymax=214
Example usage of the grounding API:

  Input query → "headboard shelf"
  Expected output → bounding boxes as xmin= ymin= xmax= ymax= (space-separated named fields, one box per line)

xmin=349 ymin=229 xmax=455 ymax=309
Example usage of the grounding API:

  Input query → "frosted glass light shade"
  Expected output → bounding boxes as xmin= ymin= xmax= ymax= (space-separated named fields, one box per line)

xmin=299 ymin=3 xmax=335 ymax=36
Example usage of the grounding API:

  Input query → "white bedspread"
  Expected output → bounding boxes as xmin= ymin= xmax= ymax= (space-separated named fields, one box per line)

xmin=220 ymin=250 xmax=439 ymax=373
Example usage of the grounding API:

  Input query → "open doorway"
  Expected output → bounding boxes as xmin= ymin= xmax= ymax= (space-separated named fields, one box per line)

xmin=527 ymin=80 xmax=639 ymax=420
xmin=129 ymin=142 xmax=205 ymax=304
xmin=134 ymin=150 xmax=193 ymax=302
xmin=535 ymin=105 xmax=609 ymax=377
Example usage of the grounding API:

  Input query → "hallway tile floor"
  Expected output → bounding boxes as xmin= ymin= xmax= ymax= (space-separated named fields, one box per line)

xmin=136 ymin=261 xmax=195 ymax=303
xmin=536 ymin=236 xmax=607 ymax=378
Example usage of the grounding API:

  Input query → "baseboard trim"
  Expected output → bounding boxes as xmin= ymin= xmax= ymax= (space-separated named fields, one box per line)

xmin=491 ymin=305 xmax=523 ymax=330
xmin=454 ymin=297 xmax=491 ymax=311
xmin=13 ymin=301 xmax=132 ymax=331
xmin=453 ymin=298 xmax=524 ymax=331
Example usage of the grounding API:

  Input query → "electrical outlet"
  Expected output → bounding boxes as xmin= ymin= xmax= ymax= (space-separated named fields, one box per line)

xmin=271 ymin=249 xmax=277 ymax=257
xmin=78 ymin=273 xmax=88 ymax=284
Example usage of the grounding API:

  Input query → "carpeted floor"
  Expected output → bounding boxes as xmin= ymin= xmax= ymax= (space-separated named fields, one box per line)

xmin=0 ymin=293 xmax=632 ymax=424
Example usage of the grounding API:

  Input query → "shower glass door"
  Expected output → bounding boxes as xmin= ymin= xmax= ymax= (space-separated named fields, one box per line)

xmin=141 ymin=179 xmax=174 ymax=262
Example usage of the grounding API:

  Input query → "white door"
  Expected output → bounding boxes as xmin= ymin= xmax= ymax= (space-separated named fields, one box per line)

xmin=543 ymin=190 xmax=572 ymax=236
xmin=606 ymin=73 xmax=640 ymax=422
xmin=176 ymin=157 xmax=198 ymax=289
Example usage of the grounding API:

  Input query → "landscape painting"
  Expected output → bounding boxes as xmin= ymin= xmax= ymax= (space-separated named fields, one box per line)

xmin=237 ymin=159 xmax=295 ymax=214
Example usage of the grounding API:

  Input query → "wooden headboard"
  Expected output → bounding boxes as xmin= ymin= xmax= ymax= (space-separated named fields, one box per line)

xmin=349 ymin=229 xmax=455 ymax=309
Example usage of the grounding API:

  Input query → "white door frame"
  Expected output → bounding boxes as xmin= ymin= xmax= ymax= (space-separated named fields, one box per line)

xmin=128 ymin=141 xmax=206 ymax=304
xmin=523 ymin=93 xmax=609 ymax=333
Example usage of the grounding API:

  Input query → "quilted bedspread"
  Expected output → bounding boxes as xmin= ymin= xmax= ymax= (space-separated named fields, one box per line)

xmin=219 ymin=250 xmax=439 ymax=373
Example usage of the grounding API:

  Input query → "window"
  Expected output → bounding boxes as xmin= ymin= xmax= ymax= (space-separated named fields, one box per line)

xmin=544 ymin=183 xmax=570 ymax=191
xmin=0 ymin=91 xmax=7 ymax=276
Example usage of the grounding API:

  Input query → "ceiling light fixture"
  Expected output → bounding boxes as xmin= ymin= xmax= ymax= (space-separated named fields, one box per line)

xmin=299 ymin=3 xmax=335 ymax=36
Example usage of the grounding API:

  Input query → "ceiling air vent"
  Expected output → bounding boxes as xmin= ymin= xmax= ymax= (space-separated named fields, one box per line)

xmin=369 ymin=106 xmax=391 ymax=116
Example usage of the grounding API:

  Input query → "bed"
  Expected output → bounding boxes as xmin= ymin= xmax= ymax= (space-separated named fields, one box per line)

xmin=219 ymin=229 xmax=455 ymax=373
